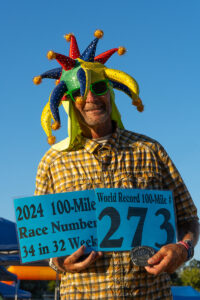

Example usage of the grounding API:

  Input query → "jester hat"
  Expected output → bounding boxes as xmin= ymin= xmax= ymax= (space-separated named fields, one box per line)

xmin=33 ymin=29 xmax=144 ymax=150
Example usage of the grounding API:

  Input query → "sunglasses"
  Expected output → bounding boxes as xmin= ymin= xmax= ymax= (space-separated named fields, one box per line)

xmin=66 ymin=80 xmax=109 ymax=102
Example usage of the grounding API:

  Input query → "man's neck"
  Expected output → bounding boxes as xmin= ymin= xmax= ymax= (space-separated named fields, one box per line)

xmin=81 ymin=120 xmax=113 ymax=139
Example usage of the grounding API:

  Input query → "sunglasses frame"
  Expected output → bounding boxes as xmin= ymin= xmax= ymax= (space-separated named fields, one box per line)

xmin=66 ymin=79 xmax=109 ymax=102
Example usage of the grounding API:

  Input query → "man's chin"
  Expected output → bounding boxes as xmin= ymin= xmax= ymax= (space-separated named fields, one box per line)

xmin=85 ymin=115 xmax=109 ymax=127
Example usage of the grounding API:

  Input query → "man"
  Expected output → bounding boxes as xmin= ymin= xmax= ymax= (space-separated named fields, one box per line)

xmin=34 ymin=30 xmax=199 ymax=299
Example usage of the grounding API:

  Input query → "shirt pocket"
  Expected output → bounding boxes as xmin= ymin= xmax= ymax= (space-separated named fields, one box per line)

xmin=115 ymin=171 xmax=163 ymax=189
xmin=59 ymin=177 xmax=102 ymax=192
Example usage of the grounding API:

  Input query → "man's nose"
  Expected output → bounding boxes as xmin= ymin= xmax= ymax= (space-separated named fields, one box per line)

xmin=85 ymin=90 xmax=99 ymax=103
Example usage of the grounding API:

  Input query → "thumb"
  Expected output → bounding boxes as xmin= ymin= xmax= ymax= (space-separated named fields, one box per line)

xmin=148 ymin=251 xmax=164 ymax=265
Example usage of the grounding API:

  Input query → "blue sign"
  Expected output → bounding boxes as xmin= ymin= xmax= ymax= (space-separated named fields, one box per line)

xmin=95 ymin=189 xmax=176 ymax=252
xmin=14 ymin=190 xmax=97 ymax=263
xmin=14 ymin=189 xmax=176 ymax=263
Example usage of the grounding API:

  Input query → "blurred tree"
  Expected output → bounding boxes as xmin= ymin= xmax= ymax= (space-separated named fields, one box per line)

xmin=20 ymin=280 xmax=54 ymax=298
xmin=170 ymin=271 xmax=182 ymax=286
xmin=180 ymin=267 xmax=200 ymax=291
xmin=187 ymin=259 xmax=200 ymax=269
xmin=170 ymin=259 xmax=200 ymax=289
xmin=47 ymin=280 xmax=56 ymax=292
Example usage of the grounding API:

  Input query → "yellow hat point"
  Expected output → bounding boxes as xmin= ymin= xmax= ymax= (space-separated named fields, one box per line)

xmin=55 ymin=79 xmax=60 ymax=86
xmin=47 ymin=50 xmax=56 ymax=60
xmin=64 ymin=33 xmax=73 ymax=42
xmin=48 ymin=136 xmax=56 ymax=145
xmin=33 ymin=76 xmax=42 ymax=85
xmin=75 ymin=96 xmax=84 ymax=105
xmin=51 ymin=121 xmax=61 ymax=131
xmin=94 ymin=29 xmax=104 ymax=39
xmin=132 ymin=99 xmax=138 ymax=106
xmin=118 ymin=47 xmax=126 ymax=56
xmin=136 ymin=97 xmax=142 ymax=105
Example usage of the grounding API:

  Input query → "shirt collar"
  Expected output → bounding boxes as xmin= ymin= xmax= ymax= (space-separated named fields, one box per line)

xmin=82 ymin=127 xmax=121 ymax=154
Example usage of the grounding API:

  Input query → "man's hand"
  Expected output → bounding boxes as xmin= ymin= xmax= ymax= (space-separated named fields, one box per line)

xmin=52 ymin=245 xmax=103 ymax=273
xmin=145 ymin=243 xmax=188 ymax=275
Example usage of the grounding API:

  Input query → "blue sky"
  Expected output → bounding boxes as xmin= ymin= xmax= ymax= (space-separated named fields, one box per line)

xmin=1 ymin=1 xmax=200 ymax=259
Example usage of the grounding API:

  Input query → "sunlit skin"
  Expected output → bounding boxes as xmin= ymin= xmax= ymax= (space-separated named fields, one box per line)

xmin=73 ymin=90 xmax=113 ymax=139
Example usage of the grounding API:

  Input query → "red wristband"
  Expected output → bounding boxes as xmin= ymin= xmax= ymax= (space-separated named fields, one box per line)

xmin=177 ymin=241 xmax=190 ymax=250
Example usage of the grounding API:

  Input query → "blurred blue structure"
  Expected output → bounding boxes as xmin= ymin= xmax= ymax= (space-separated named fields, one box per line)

xmin=172 ymin=286 xmax=200 ymax=299
xmin=0 ymin=265 xmax=17 ymax=282
xmin=0 ymin=282 xmax=31 ymax=299
xmin=0 ymin=218 xmax=20 ymax=265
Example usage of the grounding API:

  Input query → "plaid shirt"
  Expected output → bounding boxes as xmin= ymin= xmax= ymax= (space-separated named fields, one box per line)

xmin=35 ymin=128 xmax=198 ymax=299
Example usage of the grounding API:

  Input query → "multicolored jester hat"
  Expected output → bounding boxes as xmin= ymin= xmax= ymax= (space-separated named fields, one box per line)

xmin=33 ymin=29 xmax=144 ymax=149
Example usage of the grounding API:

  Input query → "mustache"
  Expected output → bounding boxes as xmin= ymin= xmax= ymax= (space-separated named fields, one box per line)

xmin=84 ymin=104 xmax=105 ymax=111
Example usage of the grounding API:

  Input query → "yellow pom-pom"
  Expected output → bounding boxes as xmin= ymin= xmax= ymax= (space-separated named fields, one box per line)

xmin=75 ymin=96 xmax=84 ymax=105
xmin=55 ymin=79 xmax=60 ymax=86
xmin=51 ymin=121 xmax=60 ymax=131
xmin=94 ymin=29 xmax=104 ymax=39
xmin=33 ymin=76 xmax=42 ymax=85
xmin=118 ymin=47 xmax=126 ymax=56
xmin=137 ymin=104 xmax=144 ymax=112
xmin=132 ymin=97 xmax=144 ymax=112
xmin=64 ymin=33 xmax=73 ymax=42
xmin=48 ymin=136 xmax=56 ymax=145
xmin=47 ymin=50 xmax=56 ymax=60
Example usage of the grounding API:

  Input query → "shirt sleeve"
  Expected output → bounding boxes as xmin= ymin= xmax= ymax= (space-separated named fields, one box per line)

xmin=35 ymin=151 xmax=55 ymax=195
xmin=156 ymin=142 xmax=198 ymax=225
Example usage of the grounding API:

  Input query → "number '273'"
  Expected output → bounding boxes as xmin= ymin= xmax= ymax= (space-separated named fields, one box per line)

xmin=98 ymin=207 xmax=175 ymax=248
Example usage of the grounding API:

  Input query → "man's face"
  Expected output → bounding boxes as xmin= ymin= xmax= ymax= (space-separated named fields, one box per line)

xmin=74 ymin=90 xmax=112 ymax=129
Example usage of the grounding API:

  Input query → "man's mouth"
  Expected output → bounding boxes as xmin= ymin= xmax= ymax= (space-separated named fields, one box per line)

xmin=84 ymin=105 xmax=105 ymax=112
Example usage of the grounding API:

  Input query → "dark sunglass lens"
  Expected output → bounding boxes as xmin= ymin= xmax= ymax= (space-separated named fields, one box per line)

xmin=72 ymin=89 xmax=81 ymax=99
xmin=92 ymin=81 xmax=107 ymax=94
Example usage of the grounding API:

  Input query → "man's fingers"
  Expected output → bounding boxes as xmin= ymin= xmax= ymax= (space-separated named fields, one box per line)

xmin=148 ymin=251 xmax=163 ymax=265
xmin=145 ymin=245 xmax=180 ymax=275
xmin=145 ymin=255 xmax=171 ymax=275
xmin=66 ymin=245 xmax=86 ymax=264
xmin=74 ymin=251 xmax=100 ymax=270
xmin=66 ymin=251 xmax=103 ymax=272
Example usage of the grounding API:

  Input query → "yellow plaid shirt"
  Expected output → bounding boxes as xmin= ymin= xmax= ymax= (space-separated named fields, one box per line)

xmin=35 ymin=128 xmax=198 ymax=299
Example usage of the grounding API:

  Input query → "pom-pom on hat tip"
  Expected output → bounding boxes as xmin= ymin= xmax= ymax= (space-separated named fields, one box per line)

xmin=64 ymin=33 xmax=73 ymax=42
xmin=48 ymin=136 xmax=56 ymax=145
xmin=137 ymin=104 xmax=144 ymax=112
xmin=75 ymin=96 xmax=85 ymax=105
xmin=33 ymin=76 xmax=42 ymax=85
xmin=51 ymin=121 xmax=61 ymax=131
xmin=118 ymin=47 xmax=126 ymax=56
xmin=94 ymin=29 xmax=104 ymax=39
xmin=47 ymin=50 xmax=56 ymax=60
